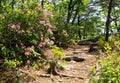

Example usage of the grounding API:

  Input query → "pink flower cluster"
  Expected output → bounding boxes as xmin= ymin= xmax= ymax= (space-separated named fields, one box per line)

xmin=15 ymin=44 xmax=18 ymax=48
xmin=24 ymin=51 xmax=29 ymax=56
xmin=10 ymin=24 xmax=20 ymax=30
xmin=38 ymin=42 xmax=46 ymax=47
xmin=50 ymin=40 xmax=54 ymax=45
xmin=37 ymin=24 xmax=40 ymax=28
xmin=26 ymin=60 xmax=31 ymax=64
xmin=47 ymin=28 xmax=53 ymax=34
xmin=46 ymin=22 xmax=51 ymax=27
xmin=18 ymin=30 xmax=22 ymax=34
xmin=14 ymin=43 xmax=35 ymax=56
xmin=21 ymin=43 xmax=35 ymax=56
xmin=40 ymin=18 xmax=46 ymax=24
xmin=26 ymin=46 xmax=34 ymax=51
xmin=21 ymin=43 xmax=26 ymax=49
xmin=40 ymin=18 xmax=52 ymax=27
xmin=38 ymin=40 xmax=54 ymax=47
xmin=10 ymin=24 xmax=22 ymax=34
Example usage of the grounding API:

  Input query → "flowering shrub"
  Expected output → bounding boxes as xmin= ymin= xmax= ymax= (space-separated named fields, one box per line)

xmin=0 ymin=1 xmax=54 ymax=68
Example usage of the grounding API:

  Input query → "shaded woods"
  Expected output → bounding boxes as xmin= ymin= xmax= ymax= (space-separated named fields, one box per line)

xmin=0 ymin=0 xmax=120 ymax=83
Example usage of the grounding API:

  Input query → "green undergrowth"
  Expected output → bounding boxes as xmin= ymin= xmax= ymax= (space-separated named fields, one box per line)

xmin=90 ymin=34 xmax=120 ymax=83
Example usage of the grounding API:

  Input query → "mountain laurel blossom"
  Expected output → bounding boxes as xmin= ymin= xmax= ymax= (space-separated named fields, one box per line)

xmin=24 ymin=52 xmax=29 ymax=56
xmin=18 ymin=30 xmax=22 ymax=34
xmin=38 ymin=42 xmax=45 ymax=47
xmin=26 ymin=60 xmax=31 ymax=64
xmin=10 ymin=24 xmax=16 ymax=29
xmin=27 ymin=46 xmax=34 ymax=51
xmin=27 ymin=47 xmax=32 ymax=51
xmin=22 ymin=45 xmax=26 ymax=49
xmin=47 ymin=28 xmax=53 ymax=34
xmin=15 ymin=44 xmax=18 ymax=48
xmin=10 ymin=24 xmax=20 ymax=30
xmin=31 ymin=46 xmax=35 ymax=49
xmin=16 ymin=24 xmax=20 ymax=30
xmin=40 ymin=18 xmax=46 ymax=24
xmin=46 ymin=22 xmax=51 ymax=27
xmin=50 ymin=40 xmax=54 ymax=45
xmin=37 ymin=24 xmax=40 ymax=28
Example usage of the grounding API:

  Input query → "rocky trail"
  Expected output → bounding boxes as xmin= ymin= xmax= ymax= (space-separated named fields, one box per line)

xmin=0 ymin=45 xmax=102 ymax=83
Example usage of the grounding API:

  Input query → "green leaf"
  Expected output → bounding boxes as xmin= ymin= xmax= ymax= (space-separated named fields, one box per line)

xmin=83 ymin=0 xmax=90 ymax=5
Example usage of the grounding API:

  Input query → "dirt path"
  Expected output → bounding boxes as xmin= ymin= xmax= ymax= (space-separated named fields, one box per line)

xmin=0 ymin=45 xmax=101 ymax=83
xmin=28 ymin=45 xmax=100 ymax=83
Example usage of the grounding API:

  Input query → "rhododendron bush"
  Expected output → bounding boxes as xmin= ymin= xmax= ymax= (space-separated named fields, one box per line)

xmin=0 ymin=1 xmax=54 ymax=68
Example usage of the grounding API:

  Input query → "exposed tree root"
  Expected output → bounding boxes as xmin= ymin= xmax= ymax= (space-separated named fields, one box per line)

xmin=47 ymin=60 xmax=84 ymax=79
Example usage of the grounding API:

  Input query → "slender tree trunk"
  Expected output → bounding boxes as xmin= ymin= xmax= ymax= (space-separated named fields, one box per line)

xmin=83 ymin=23 xmax=86 ymax=39
xmin=41 ymin=0 xmax=44 ymax=9
xmin=67 ymin=0 xmax=73 ymax=23
xmin=72 ymin=8 xmax=79 ymax=25
xmin=72 ymin=0 xmax=83 ymax=24
xmin=114 ymin=21 xmax=120 ymax=32
xmin=22 ymin=0 xmax=24 ymax=3
xmin=12 ymin=0 xmax=15 ymax=9
xmin=0 ymin=0 xmax=1 ymax=8
xmin=0 ymin=1 xmax=2 ymax=12
xmin=72 ymin=0 xmax=82 ymax=24
xmin=77 ymin=15 xmax=81 ymax=40
xmin=105 ymin=0 xmax=113 ymax=41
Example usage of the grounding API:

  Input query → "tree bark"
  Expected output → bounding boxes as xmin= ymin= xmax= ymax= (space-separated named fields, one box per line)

xmin=0 ymin=1 xmax=2 ymax=9
xmin=105 ymin=0 xmax=113 ymax=41
xmin=22 ymin=0 xmax=24 ymax=3
xmin=71 ymin=8 xmax=79 ymax=25
xmin=41 ymin=0 xmax=44 ymax=9
xmin=12 ymin=0 xmax=15 ymax=9
xmin=114 ymin=21 xmax=120 ymax=32
xmin=0 ymin=1 xmax=1 ymax=9
xmin=77 ymin=15 xmax=81 ymax=40
xmin=67 ymin=0 xmax=73 ymax=23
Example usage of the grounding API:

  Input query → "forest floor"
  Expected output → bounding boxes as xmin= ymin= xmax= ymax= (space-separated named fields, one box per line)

xmin=0 ymin=45 xmax=103 ymax=83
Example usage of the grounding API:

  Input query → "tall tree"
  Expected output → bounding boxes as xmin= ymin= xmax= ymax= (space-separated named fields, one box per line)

xmin=22 ymin=0 xmax=24 ymax=3
xmin=67 ymin=0 xmax=74 ymax=23
xmin=105 ymin=0 xmax=113 ymax=41
xmin=11 ymin=0 xmax=15 ymax=9
xmin=77 ymin=15 xmax=81 ymax=39
xmin=41 ymin=0 xmax=44 ymax=8
xmin=0 ymin=0 xmax=1 ymax=8
xmin=71 ymin=0 xmax=83 ymax=24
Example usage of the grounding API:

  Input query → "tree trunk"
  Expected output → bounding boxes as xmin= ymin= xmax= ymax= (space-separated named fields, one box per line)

xmin=0 ymin=0 xmax=2 ymax=13
xmin=105 ymin=0 xmax=113 ymax=41
xmin=72 ymin=8 xmax=79 ymax=25
xmin=41 ymin=0 xmax=44 ymax=9
xmin=12 ymin=0 xmax=15 ymax=9
xmin=22 ymin=0 xmax=24 ymax=3
xmin=77 ymin=15 xmax=81 ymax=40
xmin=67 ymin=0 xmax=73 ymax=23
xmin=83 ymin=25 xmax=86 ymax=39
xmin=114 ymin=21 xmax=120 ymax=32
xmin=0 ymin=1 xmax=1 ymax=10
